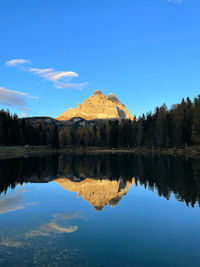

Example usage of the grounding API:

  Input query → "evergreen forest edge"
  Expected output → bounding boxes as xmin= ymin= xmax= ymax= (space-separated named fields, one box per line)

xmin=1 ymin=94 xmax=200 ymax=149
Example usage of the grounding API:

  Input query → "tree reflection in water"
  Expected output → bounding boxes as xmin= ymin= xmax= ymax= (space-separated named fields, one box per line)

xmin=0 ymin=153 xmax=200 ymax=207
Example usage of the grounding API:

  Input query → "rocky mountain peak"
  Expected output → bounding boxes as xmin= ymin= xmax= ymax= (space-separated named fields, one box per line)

xmin=93 ymin=89 xmax=104 ymax=95
xmin=90 ymin=90 xmax=107 ymax=100
xmin=57 ymin=90 xmax=134 ymax=121
xmin=108 ymin=93 xmax=120 ymax=103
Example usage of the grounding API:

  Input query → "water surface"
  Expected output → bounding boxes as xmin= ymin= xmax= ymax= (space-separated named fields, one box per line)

xmin=0 ymin=153 xmax=200 ymax=266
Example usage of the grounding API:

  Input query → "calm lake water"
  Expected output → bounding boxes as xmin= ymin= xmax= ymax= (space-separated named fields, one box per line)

xmin=0 ymin=153 xmax=200 ymax=266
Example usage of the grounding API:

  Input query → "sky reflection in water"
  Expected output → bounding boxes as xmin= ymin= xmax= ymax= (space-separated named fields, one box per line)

xmin=0 ymin=153 xmax=200 ymax=266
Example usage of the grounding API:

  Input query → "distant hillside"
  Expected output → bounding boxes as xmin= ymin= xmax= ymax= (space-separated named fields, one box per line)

xmin=24 ymin=116 xmax=98 ymax=128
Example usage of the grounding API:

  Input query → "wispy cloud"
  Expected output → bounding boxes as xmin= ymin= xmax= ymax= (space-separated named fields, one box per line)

xmin=0 ymin=86 xmax=38 ymax=110
xmin=55 ymin=81 xmax=89 ymax=90
xmin=27 ymin=223 xmax=78 ymax=237
xmin=0 ymin=189 xmax=35 ymax=215
xmin=26 ymin=212 xmax=84 ymax=237
xmin=5 ymin=59 xmax=30 ymax=67
xmin=168 ymin=0 xmax=183 ymax=4
xmin=5 ymin=59 xmax=88 ymax=90
xmin=29 ymin=68 xmax=78 ymax=81
xmin=53 ymin=212 xmax=87 ymax=221
xmin=0 ymin=239 xmax=23 ymax=248
xmin=29 ymin=67 xmax=83 ymax=89
xmin=28 ymin=68 xmax=84 ymax=90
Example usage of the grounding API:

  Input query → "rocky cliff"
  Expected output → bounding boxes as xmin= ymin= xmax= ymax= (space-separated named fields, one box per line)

xmin=57 ymin=90 xmax=134 ymax=121
xmin=56 ymin=178 xmax=135 ymax=211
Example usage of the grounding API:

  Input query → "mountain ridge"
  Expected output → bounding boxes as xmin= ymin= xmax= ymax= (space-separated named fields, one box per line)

xmin=57 ymin=90 xmax=134 ymax=121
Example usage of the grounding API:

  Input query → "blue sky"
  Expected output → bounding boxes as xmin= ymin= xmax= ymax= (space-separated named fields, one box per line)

xmin=0 ymin=0 xmax=200 ymax=118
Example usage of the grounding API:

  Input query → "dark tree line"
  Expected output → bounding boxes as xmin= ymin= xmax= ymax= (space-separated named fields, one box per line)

xmin=0 ymin=110 xmax=59 ymax=147
xmin=60 ymin=95 xmax=200 ymax=148
xmin=1 ymin=94 xmax=200 ymax=148
xmin=1 ymin=153 xmax=200 ymax=207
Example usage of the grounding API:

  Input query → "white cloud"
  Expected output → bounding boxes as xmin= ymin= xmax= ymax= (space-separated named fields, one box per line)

xmin=29 ymin=68 xmax=54 ymax=74
xmin=0 ymin=87 xmax=38 ymax=109
xmin=168 ymin=0 xmax=183 ymax=4
xmin=5 ymin=59 xmax=88 ymax=90
xmin=44 ymin=71 xmax=78 ymax=81
xmin=29 ymin=67 xmax=78 ymax=82
xmin=5 ymin=59 xmax=30 ymax=67
xmin=55 ymin=81 xmax=89 ymax=90
xmin=28 ymin=67 xmax=86 ymax=89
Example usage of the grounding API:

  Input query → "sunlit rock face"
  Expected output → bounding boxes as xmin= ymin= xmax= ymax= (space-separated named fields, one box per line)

xmin=56 ymin=90 xmax=134 ymax=121
xmin=55 ymin=178 xmax=135 ymax=211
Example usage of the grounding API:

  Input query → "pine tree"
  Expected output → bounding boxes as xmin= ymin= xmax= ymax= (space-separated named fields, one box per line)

xmin=136 ymin=116 xmax=144 ymax=147
xmin=192 ymin=95 xmax=200 ymax=144
xmin=52 ymin=125 xmax=59 ymax=148
xmin=155 ymin=104 xmax=169 ymax=148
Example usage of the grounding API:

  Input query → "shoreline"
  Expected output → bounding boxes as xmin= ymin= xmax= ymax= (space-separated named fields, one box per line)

xmin=1 ymin=145 xmax=200 ymax=160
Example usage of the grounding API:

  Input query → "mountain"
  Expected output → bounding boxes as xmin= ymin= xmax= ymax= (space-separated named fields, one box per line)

xmin=24 ymin=116 xmax=98 ymax=130
xmin=57 ymin=90 xmax=134 ymax=121
xmin=56 ymin=178 xmax=135 ymax=211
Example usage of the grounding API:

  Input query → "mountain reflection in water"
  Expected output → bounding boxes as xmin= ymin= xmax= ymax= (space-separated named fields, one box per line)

xmin=56 ymin=178 xmax=134 ymax=211
xmin=0 ymin=153 xmax=200 ymax=208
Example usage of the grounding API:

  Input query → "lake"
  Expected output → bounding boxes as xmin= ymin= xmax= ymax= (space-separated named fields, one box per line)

xmin=0 ymin=153 xmax=200 ymax=266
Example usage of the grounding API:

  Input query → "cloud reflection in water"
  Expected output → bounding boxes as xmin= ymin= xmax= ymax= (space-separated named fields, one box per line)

xmin=27 ymin=212 xmax=85 ymax=237
xmin=0 ymin=188 xmax=35 ymax=215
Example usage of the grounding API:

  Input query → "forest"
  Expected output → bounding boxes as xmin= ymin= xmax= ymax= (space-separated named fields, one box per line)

xmin=0 ymin=94 xmax=200 ymax=149
xmin=0 ymin=111 xmax=59 ymax=147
